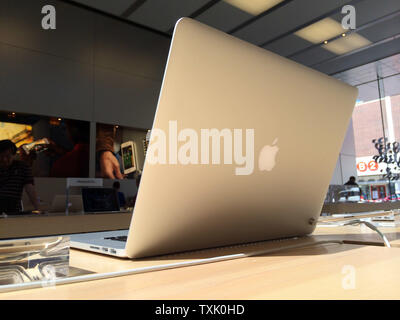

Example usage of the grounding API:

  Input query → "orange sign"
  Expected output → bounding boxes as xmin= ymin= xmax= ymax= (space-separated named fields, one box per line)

xmin=368 ymin=161 xmax=378 ymax=171
xmin=357 ymin=161 xmax=367 ymax=172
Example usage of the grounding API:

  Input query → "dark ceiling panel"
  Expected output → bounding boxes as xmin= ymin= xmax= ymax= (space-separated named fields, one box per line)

xmin=232 ymin=0 xmax=353 ymax=45
xmin=70 ymin=0 xmax=134 ymax=16
xmin=334 ymin=54 xmax=400 ymax=88
xmin=64 ymin=0 xmax=400 ymax=79
xmin=262 ymin=34 xmax=312 ymax=57
xmin=357 ymin=16 xmax=400 ymax=43
xmin=262 ymin=0 xmax=400 ymax=67
xmin=196 ymin=1 xmax=252 ymax=33
xmin=290 ymin=15 xmax=400 ymax=68
xmin=330 ymin=0 xmax=400 ymax=27
xmin=309 ymin=14 xmax=400 ymax=73
xmin=314 ymin=36 xmax=400 ymax=75
xmin=290 ymin=46 xmax=336 ymax=66
xmin=121 ymin=0 xmax=148 ymax=18
xmin=127 ymin=0 xmax=210 ymax=32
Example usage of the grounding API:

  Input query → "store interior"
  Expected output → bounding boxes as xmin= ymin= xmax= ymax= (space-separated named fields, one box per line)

xmin=0 ymin=0 xmax=399 ymax=224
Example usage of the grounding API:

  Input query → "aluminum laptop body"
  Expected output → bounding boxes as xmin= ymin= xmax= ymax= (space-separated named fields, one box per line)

xmin=70 ymin=18 xmax=358 ymax=258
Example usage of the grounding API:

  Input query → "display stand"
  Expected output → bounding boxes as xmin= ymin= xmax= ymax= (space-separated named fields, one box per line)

xmin=65 ymin=178 xmax=103 ymax=215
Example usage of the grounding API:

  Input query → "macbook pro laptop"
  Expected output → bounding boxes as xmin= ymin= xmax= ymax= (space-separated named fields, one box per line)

xmin=81 ymin=188 xmax=121 ymax=214
xmin=70 ymin=18 xmax=358 ymax=258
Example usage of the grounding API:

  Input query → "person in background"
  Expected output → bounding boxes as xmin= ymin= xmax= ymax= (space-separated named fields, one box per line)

xmin=49 ymin=120 xmax=90 ymax=178
xmin=113 ymin=181 xmax=126 ymax=208
xmin=0 ymin=140 xmax=39 ymax=213
xmin=97 ymin=124 xmax=124 ymax=179
xmin=344 ymin=176 xmax=359 ymax=186
xmin=129 ymin=171 xmax=142 ymax=208
xmin=344 ymin=176 xmax=364 ymax=201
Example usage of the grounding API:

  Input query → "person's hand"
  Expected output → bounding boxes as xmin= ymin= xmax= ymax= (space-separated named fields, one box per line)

xmin=100 ymin=151 xmax=124 ymax=179
xmin=44 ymin=139 xmax=66 ymax=156
xmin=18 ymin=145 xmax=36 ymax=166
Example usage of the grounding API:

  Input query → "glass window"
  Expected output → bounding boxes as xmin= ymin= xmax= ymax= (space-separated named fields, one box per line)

xmin=0 ymin=111 xmax=90 ymax=178
xmin=323 ymin=53 xmax=400 ymax=212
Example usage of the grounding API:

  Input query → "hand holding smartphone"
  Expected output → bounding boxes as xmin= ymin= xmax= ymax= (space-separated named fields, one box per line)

xmin=121 ymin=141 xmax=137 ymax=175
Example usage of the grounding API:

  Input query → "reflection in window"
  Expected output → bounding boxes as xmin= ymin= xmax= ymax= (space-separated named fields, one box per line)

xmin=95 ymin=123 xmax=149 ymax=180
xmin=95 ymin=123 xmax=150 ymax=209
xmin=324 ymin=53 xmax=400 ymax=211
xmin=0 ymin=111 xmax=90 ymax=178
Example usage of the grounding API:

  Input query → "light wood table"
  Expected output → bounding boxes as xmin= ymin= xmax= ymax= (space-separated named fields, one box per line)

xmin=2 ymin=226 xmax=400 ymax=299
xmin=315 ymin=211 xmax=400 ymax=246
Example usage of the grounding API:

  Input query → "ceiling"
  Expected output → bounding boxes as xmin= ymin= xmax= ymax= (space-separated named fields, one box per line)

xmin=335 ymin=53 xmax=400 ymax=86
xmin=66 ymin=0 xmax=400 ymax=77
xmin=334 ymin=53 xmax=400 ymax=102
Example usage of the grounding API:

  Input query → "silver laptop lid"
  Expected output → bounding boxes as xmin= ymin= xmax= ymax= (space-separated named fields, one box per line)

xmin=126 ymin=18 xmax=358 ymax=258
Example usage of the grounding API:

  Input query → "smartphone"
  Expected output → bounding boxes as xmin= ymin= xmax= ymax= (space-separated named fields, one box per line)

xmin=22 ymin=138 xmax=50 ymax=154
xmin=121 ymin=141 xmax=137 ymax=175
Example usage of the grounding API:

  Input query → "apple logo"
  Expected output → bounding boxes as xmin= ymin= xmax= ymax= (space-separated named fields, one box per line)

xmin=258 ymin=138 xmax=279 ymax=172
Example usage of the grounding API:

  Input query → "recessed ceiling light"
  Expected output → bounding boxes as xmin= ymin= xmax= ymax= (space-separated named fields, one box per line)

xmin=322 ymin=33 xmax=372 ymax=55
xmin=223 ymin=0 xmax=284 ymax=15
xmin=294 ymin=18 xmax=346 ymax=44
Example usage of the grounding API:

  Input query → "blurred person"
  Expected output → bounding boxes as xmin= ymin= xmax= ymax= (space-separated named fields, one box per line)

xmin=49 ymin=120 xmax=90 ymax=178
xmin=96 ymin=124 xmax=124 ymax=179
xmin=0 ymin=140 xmax=39 ymax=213
xmin=344 ymin=176 xmax=358 ymax=186
xmin=18 ymin=144 xmax=37 ymax=167
xmin=113 ymin=181 xmax=126 ymax=208
xmin=129 ymin=171 xmax=142 ymax=208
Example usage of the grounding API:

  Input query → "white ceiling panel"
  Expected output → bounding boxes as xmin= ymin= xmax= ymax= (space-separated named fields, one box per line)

xmin=196 ymin=1 xmax=252 ymax=33
xmin=70 ymin=0 xmax=134 ymax=16
xmin=232 ymin=0 xmax=353 ymax=45
xmin=127 ymin=0 xmax=210 ymax=32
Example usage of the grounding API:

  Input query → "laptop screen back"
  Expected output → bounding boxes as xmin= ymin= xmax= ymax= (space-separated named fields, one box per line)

xmin=82 ymin=188 xmax=120 ymax=213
